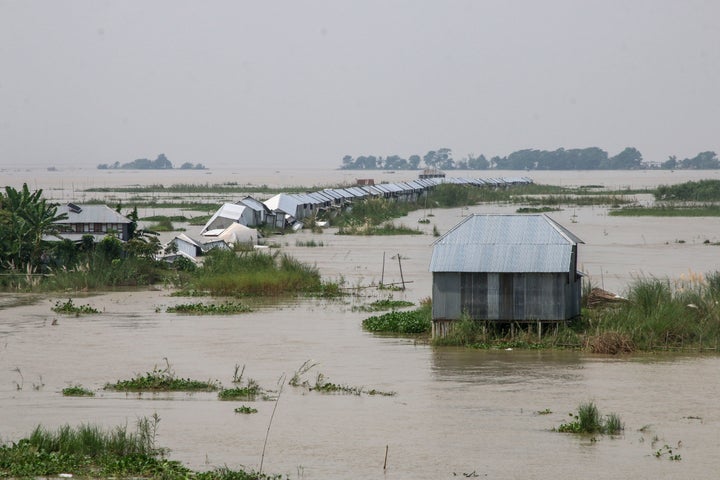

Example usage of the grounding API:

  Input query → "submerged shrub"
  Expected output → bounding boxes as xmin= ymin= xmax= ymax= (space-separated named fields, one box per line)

xmin=557 ymin=401 xmax=624 ymax=435
xmin=362 ymin=306 xmax=431 ymax=334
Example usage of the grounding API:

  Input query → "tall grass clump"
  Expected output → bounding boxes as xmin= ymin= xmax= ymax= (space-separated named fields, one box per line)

xmin=0 ymin=419 xmax=278 ymax=479
xmin=557 ymin=401 xmax=624 ymax=435
xmin=185 ymin=248 xmax=339 ymax=297
xmin=584 ymin=273 xmax=720 ymax=351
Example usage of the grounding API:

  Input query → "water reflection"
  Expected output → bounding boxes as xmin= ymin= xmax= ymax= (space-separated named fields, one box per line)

xmin=431 ymin=347 xmax=584 ymax=385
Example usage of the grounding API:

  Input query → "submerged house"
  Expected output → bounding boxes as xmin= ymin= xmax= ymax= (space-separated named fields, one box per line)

xmin=429 ymin=214 xmax=583 ymax=338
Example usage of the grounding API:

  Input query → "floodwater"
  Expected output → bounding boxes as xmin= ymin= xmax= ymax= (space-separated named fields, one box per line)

xmin=1 ymin=167 xmax=720 ymax=478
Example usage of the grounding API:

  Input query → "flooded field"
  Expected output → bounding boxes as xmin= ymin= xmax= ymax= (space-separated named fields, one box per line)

xmin=2 ymin=168 xmax=720 ymax=478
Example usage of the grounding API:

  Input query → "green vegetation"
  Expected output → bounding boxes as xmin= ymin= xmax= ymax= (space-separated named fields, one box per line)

xmin=104 ymin=360 xmax=219 ymax=392
xmin=61 ymin=385 xmax=95 ymax=397
xmin=0 ymin=418 xmax=277 ymax=479
xmin=352 ymin=298 xmax=414 ymax=312
xmin=516 ymin=207 xmax=562 ymax=213
xmin=334 ymin=197 xmax=412 ymax=230
xmin=338 ymin=221 xmax=422 ymax=235
xmin=655 ymin=444 xmax=682 ymax=461
xmin=218 ymin=380 xmax=262 ymax=401
xmin=181 ymin=248 xmax=342 ymax=297
xmin=557 ymin=401 xmax=624 ymax=435
xmin=166 ymin=302 xmax=253 ymax=314
xmin=146 ymin=218 xmax=180 ymax=232
xmin=234 ymin=405 xmax=258 ymax=414
xmin=141 ymin=215 xmax=190 ymax=222
xmin=0 ymin=192 xmax=169 ymax=291
xmin=0 ymin=184 xmax=68 ymax=275
xmin=295 ymin=239 xmax=324 ymax=247
xmin=610 ymin=205 xmax=720 ymax=217
xmin=361 ymin=301 xmax=431 ymax=334
xmin=582 ymin=273 xmax=720 ymax=352
xmin=51 ymin=299 xmax=100 ymax=315
xmin=656 ymin=179 xmax=720 ymax=201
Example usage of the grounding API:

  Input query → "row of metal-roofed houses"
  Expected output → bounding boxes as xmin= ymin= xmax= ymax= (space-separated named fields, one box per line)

xmin=201 ymin=176 xmax=533 ymax=233
xmin=168 ymin=176 xmax=533 ymax=260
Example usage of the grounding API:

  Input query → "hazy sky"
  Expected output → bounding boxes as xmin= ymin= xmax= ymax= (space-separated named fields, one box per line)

xmin=1 ymin=1 xmax=719 ymax=169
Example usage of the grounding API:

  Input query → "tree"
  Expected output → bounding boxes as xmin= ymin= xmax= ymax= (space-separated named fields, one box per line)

xmin=0 ymin=184 xmax=67 ymax=272
xmin=467 ymin=154 xmax=489 ymax=170
xmin=408 ymin=155 xmax=421 ymax=169
xmin=661 ymin=155 xmax=677 ymax=170
xmin=607 ymin=147 xmax=642 ymax=169
xmin=680 ymin=151 xmax=719 ymax=169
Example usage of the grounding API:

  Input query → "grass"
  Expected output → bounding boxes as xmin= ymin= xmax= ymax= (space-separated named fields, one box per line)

xmin=557 ymin=401 xmax=624 ymax=435
xmin=609 ymin=205 xmax=720 ymax=216
xmin=0 ymin=418 xmax=278 ymax=479
xmin=166 ymin=302 xmax=253 ymax=314
xmin=61 ymin=385 xmax=95 ymax=397
xmin=104 ymin=360 xmax=220 ymax=392
xmin=51 ymin=299 xmax=100 ymax=315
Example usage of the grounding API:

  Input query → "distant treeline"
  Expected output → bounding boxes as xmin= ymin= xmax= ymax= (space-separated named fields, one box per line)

xmin=340 ymin=147 xmax=719 ymax=170
xmin=97 ymin=154 xmax=207 ymax=170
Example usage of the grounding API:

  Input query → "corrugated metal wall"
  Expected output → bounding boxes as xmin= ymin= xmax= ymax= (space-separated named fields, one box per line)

xmin=432 ymin=273 xmax=461 ymax=320
xmin=433 ymin=271 xmax=580 ymax=321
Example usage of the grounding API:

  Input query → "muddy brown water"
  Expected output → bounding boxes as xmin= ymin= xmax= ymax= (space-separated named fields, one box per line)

xmin=1 ymin=168 xmax=720 ymax=478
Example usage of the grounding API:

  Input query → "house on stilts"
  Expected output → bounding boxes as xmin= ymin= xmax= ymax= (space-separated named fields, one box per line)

xmin=429 ymin=214 xmax=583 ymax=339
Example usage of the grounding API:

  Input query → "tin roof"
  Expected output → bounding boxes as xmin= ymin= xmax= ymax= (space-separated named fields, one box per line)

xmin=430 ymin=214 xmax=582 ymax=273
xmin=55 ymin=204 xmax=131 ymax=224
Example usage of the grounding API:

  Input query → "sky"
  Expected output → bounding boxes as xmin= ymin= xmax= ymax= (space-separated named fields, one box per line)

xmin=1 ymin=0 xmax=719 ymax=169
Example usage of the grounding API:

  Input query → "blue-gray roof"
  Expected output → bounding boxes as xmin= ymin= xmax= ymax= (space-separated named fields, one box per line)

xmin=430 ymin=214 xmax=582 ymax=273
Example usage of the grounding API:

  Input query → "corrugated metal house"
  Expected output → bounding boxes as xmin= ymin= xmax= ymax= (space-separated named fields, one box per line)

xmin=429 ymin=214 xmax=583 ymax=338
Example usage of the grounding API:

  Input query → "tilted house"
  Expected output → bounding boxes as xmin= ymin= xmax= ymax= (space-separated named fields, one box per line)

xmin=429 ymin=214 xmax=583 ymax=338
xmin=200 ymin=203 xmax=256 ymax=234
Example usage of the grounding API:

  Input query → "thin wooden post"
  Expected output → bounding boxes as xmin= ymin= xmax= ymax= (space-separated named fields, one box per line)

xmin=383 ymin=445 xmax=389 ymax=470
xmin=397 ymin=253 xmax=405 ymax=290
xmin=381 ymin=252 xmax=386 ymax=286
xmin=537 ymin=321 xmax=542 ymax=341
